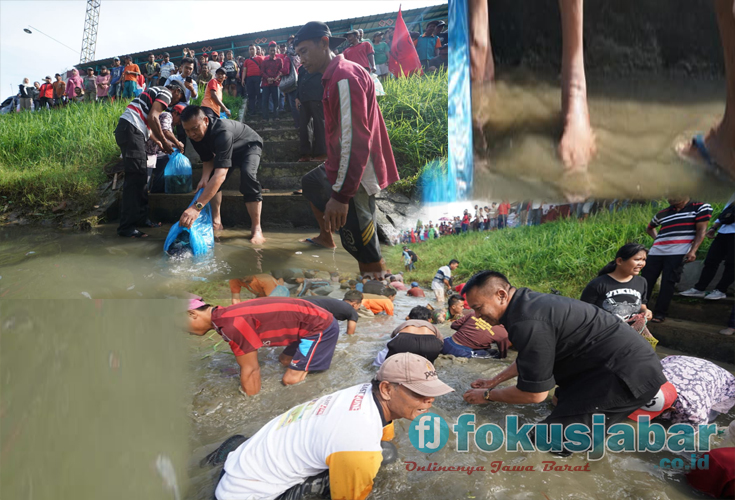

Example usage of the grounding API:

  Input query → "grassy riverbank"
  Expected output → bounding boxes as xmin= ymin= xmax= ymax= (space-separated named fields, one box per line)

xmin=386 ymin=202 xmax=721 ymax=298
xmin=0 ymin=73 xmax=443 ymax=217
xmin=0 ymin=94 xmax=243 ymax=216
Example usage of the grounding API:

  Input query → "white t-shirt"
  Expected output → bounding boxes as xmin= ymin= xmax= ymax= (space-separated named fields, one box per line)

xmin=159 ymin=61 xmax=176 ymax=79
xmin=216 ymin=384 xmax=392 ymax=500
xmin=432 ymin=265 xmax=451 ymax=289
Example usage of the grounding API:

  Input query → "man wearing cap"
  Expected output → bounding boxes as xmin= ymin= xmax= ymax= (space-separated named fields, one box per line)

xmin=121 ymin=56 xmax=141 ymax=99
xmin=187 ymin=296 xmax=341 ymax=395
xmin=435 ymin=21 xmax=448 ymax=46
xmin=461 ymin=271 xmax=667 ymax=452
xmin=415 ymin=21 xmax=441 ymax=70
xmin=407 ymin=282 xmax=425 ymax=297
xmin=294 ymin=21 xmax=399 ymax=278
xmin=38 ymin=76 xmax=54 ymax=110
xmin=108 ymin=57 xmax=123 ymax=100
xmin=52 ymin=73 xmax=66 ymax=107
xmin=208 ymin=51 xmax=222 ymax=74
xmin=178 ymin=105 xmax=265 ymax=242
xmin=342 ymin=29 xmax=376 ymax=73
xmin=83 ymin=67 xmax=97 ymax=102
xmin=214 ymin=352 xmax=453 ymax=500
xmin=158 ymin=53 xmax=175 ymax=86
xmin=114 ymin=80 xmax=186 ymax=237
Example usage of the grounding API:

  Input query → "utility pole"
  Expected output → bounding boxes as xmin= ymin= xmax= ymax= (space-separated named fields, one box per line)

xmin=79 ymin=0 xmax=101 ymax=64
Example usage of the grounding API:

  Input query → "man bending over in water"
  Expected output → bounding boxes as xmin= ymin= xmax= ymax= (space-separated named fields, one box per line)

xmin=214 ymin=353 xmax=453 ymax=500
xmin=294 ymin=21 xmax=399 ymax=278
xmin=178 ymin=105 xmax=266 ymax=243
xmin=187 ymin=296 xmax=339 ymax=395
xmin=470 ymin=0 xmax=596 ymax=170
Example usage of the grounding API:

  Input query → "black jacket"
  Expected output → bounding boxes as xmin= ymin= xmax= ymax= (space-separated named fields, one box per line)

xmin=296 ymin=66 xmax=323 ymax=103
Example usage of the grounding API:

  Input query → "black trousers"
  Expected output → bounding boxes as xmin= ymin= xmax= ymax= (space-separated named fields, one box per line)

xmin=245 ymin=76 xmax=261 ymax=116
xmin=641 ymin=254 xmax=685 ymax=316
xmin=694 ymin=233 xmax=734 ymax=293
xmin=114 ymin=119 xmax=149 ymax=236
xmin=209 ymin=143 xmax=263 ymax=203
xmin=298 ymin=100 xmax=326 ymax=157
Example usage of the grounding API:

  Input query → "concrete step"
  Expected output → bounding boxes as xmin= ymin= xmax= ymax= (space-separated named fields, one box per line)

xmin=262 ymin=140 xmax=300 ymax=162
xmin=256 ymin=128 xmax=299 ymax=141
xmin=245 ymin=119 xmax=296 ymax=130
xmin=147 ymin=189 xmax=317 ymax=228
xmin=191 ymin=161 xmax=320 ymax=191
xmin=647 ymin=318 xmax=734 ymax=363
xmin=666 ymin=295 xmax=733 ymax=325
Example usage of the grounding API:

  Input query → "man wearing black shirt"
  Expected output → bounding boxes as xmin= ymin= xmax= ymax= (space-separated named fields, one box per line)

xmin=302 ymin=293 xmax=361 ymax=335
xmin=461 ymin=271 xmax=666 ymax=449
xmin=179 ymin=105 xmax=265 ymax=244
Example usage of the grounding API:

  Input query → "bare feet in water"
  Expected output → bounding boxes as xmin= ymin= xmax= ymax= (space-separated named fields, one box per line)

xmin=676 ymin=125 xmax=735 ymax=180
xmin=300 ymin=235 xmax=336 ymax=249
xmin=250 ymin=229 xmax=266 ymax=245
xmin=558 ymin=91 xmax=597 ymax=171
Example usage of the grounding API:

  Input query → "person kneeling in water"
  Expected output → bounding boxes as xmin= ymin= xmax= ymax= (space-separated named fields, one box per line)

xmin=213 ymin=353 xmax=454 ymax=500
xmin=187 ymin=296 xmax=339 ymax=395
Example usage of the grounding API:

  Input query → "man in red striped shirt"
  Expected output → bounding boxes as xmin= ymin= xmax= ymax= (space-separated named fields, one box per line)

xmin=641 ymin=198 xmax=712 ymax=323
xmin=187 ymin=296 xmax=340 ymax=396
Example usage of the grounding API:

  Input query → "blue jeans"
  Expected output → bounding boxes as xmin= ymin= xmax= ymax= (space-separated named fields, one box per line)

xmin=441 ymin=336 xmax=497 ymax=358
xmin=110 ymin=82 xmax=121 ymax=99
xmin=262 ymin=86 xmax=279 ymax=121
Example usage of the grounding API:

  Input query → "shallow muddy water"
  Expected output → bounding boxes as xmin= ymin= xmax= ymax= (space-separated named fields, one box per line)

xmin=473 ymin=72 xmax=735 ymax=202
xmin=2 ymin=225 xmax=734 ymax=499
xmin=0 ymin=225 xmax=361 ymax=300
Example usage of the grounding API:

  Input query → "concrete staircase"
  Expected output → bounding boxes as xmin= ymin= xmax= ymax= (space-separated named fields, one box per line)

xmin=648 ymin=294 xmax=734 ymax=363
xmin=108 ymin=113 xmax=320 ymax=229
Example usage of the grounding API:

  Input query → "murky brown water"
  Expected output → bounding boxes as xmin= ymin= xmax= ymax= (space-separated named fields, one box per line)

xmin=2 ymin=225 xmax=734 ymax=499
xmin=473 ymin=72 xmax=735 ymax=202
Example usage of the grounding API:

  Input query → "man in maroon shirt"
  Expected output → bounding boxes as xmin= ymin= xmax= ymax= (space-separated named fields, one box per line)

xmin=187 ymin=296 xmax=340 ymax=396
xmin=294 ymin=21 xmax=400 ymax=278
xmin=261 ymin=41 xmax=284 ymax=121
xmin=342 ymin=29 xmax=376 ymax=74
xmin=442 ymin=310 xmax=511 ymax=359
xmin=240 ymin=44 xmax=263 ymax=117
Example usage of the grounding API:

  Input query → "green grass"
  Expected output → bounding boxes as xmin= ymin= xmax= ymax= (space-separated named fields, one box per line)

xmin=380 ymin=70 xmax=447 ymax=193
xmin=386 ymin=202 xmax=722 ymax=299
xmin=0 ymin=100 xmax=129 ymax=213
xmin=0 ymin=93 xmax=243 ymax=215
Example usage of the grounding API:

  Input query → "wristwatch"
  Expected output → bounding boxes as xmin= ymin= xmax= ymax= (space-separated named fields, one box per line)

xmin=483 ymin=388 xmax=494 ymax=401
xmin=194 ymin=202 xmax=204 ymax=211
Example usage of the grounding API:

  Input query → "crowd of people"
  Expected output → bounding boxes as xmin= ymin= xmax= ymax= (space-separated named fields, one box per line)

xmin=2 ymin=19 xmax=447 ymax=117
xmin=400 ymin=199 xmax=641 ymax=243
xmin=186 ymin=195 xmax=735 ymax=500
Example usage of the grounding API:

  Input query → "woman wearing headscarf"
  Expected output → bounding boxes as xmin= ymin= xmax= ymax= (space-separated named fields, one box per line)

xmin=65 ymin=69 xmax=84 ymax=101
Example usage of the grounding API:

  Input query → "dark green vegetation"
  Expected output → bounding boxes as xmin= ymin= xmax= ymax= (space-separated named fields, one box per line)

xmin=387 ymin=202 xmax=722 ymax=299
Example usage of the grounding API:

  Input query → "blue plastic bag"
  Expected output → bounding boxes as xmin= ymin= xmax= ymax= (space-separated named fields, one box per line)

xmin=219 ymin=111 xmax=228 ymax=119
xmin=163 ymin=189 xmax=214 ymax=257
xmin=164 ymin=149 xmax=193 ymax=194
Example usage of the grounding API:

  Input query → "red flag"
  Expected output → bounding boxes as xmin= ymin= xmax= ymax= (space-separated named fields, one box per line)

xmin=389 ymin=7 xmax=422 ymax=77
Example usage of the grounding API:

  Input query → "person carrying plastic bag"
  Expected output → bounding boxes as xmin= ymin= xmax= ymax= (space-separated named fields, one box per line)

xmin=164 ymin=189 xmax=214 ymax=256
xmin=164 ymin=149 xmax=193 ymax=193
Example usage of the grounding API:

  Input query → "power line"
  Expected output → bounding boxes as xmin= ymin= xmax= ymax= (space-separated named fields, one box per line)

xmin=26 ymin=25 xmax=79 ymax=55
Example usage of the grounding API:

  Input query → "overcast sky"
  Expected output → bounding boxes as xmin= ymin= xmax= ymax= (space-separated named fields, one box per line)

xmin=0 ymin=0 xmax=444 ymax=98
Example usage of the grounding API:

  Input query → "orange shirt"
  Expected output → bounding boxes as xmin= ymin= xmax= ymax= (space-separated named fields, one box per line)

xmin=124 ymin=64 xmax=141 ymax=82
xmin=229 ymin=274 xmax=279 ymax=297
xmin=362 ymin=298 xmax=394 ymax=316
xmin=201 ymin=78 xmax=223 ymax=116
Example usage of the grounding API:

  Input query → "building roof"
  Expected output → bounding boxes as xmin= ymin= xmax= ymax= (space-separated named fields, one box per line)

xmin=82 ymin=4 xmax=447 ymax=69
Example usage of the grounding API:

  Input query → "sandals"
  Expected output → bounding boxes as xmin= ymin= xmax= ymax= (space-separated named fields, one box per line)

xmin=650 ymin=315 xmax=666 ymax=324
xmin=141 ymin=220 xmax=162 ymax=228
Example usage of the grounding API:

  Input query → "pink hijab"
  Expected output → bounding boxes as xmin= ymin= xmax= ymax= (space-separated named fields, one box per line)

xmin=66 ymin=69 xmax=83 ymax=98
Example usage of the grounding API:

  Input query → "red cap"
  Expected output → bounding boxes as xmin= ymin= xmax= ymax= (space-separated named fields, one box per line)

xmin=627 ymin=381 xmax=678 ymax=421
xmin=188 ymin=294 xmax=206 ymax=311
xmin=173 ymin=103 xmax=186 ymax=114
xmin=269 ymin=41 xmax=277 ymax=47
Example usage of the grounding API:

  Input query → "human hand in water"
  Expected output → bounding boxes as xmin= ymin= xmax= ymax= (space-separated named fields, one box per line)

xmin=463 ymin=388 xmax=491 ymax=405
xmin=470 ymin=378 xmax=498 ymax=389
xmin=324 ymin=198 xmax=348 ymax=232
xmin=180 ymin=206 xmax=201 ymax=229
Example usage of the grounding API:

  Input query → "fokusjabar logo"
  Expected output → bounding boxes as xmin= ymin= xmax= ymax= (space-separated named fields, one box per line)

xmin=409 ymin=413 xmax=449 ymax=453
